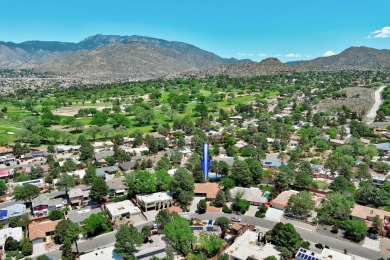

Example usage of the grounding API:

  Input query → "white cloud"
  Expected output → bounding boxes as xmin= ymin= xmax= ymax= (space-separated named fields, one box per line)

xmin=286 ymin=53 xmax=302 ymax=58
xmin=323 ymin=51 xmax=336 ymax=57
xmin=258 ymin=53 xmax=267 ymax=57
xmin=238 ymin=53 xmax=254 ymax=57
xmin=372 ymin=26 xmax=390 ymax=38
xmin=274 ymin=54 xmax=281 ymax=57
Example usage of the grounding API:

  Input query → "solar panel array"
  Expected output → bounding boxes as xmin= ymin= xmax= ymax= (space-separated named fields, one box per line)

xmin=296 ymin=248 xmax=320 ymax=260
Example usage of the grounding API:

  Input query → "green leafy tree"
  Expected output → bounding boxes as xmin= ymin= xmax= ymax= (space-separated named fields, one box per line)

xmin=215 ymin=216 xmax=230 ymax=234
xmin=328 ymin=176 xmax=355 ymax=196
xmin=83 ymin=165 xmax=96 ymax=185
xmin=56 ymin=173 xmax=76 ymax=197
xmin=13 ymin=184 xmax=40 ymax=213
xmin=114 ymin=225 xmax=143 ymax=260
xmin=89 ymin=177 xmax=108 ymax=204
xmin=79 ymin=139 xmax=94 ymax=161
xmin=36 ymin=255 xmax=50 ymax=260
xmin=0 ymin=180 xmax=7 ymax=195
xmin=213 ymin=190 xmax=226 ymax=207
xmin=141 ymin=225 xmax=152 ymax=241
xmin=61 ymin=236 xmax=74 ymax=260
xmin=5 ymin=237 xmax=19 ymax=251
xmin=48 ymin=210 xmax=63 ymax=220
xmin=170 ymin=168 xmax=194 ymax=205
xmin=319 ymin=192 xmax=353 ymax=224
xmin=164 ymin=217 xmax=196 ymax=256
xmin=155 ymin=170 xmax=171 ymax=192
xmin=287 ymin=191 xmax=314 ymax=218
xmin=230 ymin=160 xmax=253 ymax=187
xmin=198 ymin=232 xmax=224 ymax=257
xmin=82 ymin=212 xmax=112 ymax=237
xmin=270 ymin=223 xmax=302 ymax=256
xmin=344 ymin=219 xmax=368 ymax=242
xmin=274 ymin=166 xmax=292 ymax=192
xmin=21 ymin=241 xmax=33 ymax=256
xmin=8 ymin=213 xmax=29 ymax=228
xmin=155 ymin=156 xmax=172 ymax=171
xmin=294 ymin=172 xmax=314 ymax=190
xmin=197 ymin=199 xmax=207 ymax=214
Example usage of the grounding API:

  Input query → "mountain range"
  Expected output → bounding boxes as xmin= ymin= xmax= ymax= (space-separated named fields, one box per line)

xmin=0 ymin=34 xmax=389 ymax=80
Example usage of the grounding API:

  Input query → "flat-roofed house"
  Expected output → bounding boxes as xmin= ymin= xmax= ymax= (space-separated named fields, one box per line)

xmin=106 ymin=178 xmax=128 ymax=197
xmin=32 ymin=195 xmax=48 ymax=216
xmin=136 ymin=192 xmax=173 ymax=211
xmin=68 ymin=188 xmax=89 ymax=206
xmin=105 ymin=200 xmax=141 ymax=221
xmin=230 ymin=187 xmax=267 ymax=206
xmin=0 ymin=227 xmax=23 ymax=253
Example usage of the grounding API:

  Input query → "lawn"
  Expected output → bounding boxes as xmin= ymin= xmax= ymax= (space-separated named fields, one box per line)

xmin=314 ymin=181 xmax=329 ymax=190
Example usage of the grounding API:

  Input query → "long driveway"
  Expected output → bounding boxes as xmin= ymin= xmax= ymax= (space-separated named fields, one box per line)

xmin=45 ymin=212 xmax=390 ymax=260
xmin=367 ymin=85 xmax=386 ymax=119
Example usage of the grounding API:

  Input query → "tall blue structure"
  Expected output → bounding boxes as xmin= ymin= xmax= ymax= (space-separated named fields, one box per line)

xmin=201 ymin=143 xmax=210 ymax=180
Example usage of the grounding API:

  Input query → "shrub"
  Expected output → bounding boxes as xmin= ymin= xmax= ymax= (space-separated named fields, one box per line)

xmin=21 ymin=242 xmax=33 ymax=256
xmin=48 ymin=210 xmax=63 ymax=220
xmin=15 ymin=253 xmax=24 ymax=260
xmin=255 ymin=211 xmax=265 ymax=218
xmin=331 ymin=225 xmax=339 ymax=234
xmin=222 ymin=205 xmax=232 ymax=213
xmin=315 ymin=243 xmax=323 ymax=249
xmin=5 ymin=257 xmax=12 ymax=260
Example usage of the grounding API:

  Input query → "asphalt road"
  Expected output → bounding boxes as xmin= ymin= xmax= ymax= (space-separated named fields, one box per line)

xmin=43 ymin=212 xmax=390 ymax=260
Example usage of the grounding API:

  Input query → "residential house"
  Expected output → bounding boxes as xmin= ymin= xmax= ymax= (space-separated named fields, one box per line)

xmin=48 ymin=198 xmax=64 ymax=211
xmin=67 ymin=207 xmax=102 ymax=224
xmin=96 ymin=166 xmax=119 ymax=179
xmin=94 ymin=150 xmax=115 ymax=162
xmin=118 ymin=161 xmax=136 ymax=172
xmin=105 ymin=200 xmax=141 ymax=221
xmin=107 ymin=178 xmax=128 ymax=197
xmin=29 ymin=220 xmax=61 ymax=244
xmin=0 ymin=169 xmax=12 ymax=179
xmin=0 ymin=147 xmax=12 ymax=155
xmin=224 ymin=230 xmax=281 ymax=260
xmin=0 ymin=227 xmax=23 ymax=253
xmin=214 ymin=156 xmax=245 ymax=167
xmin=56 ymin=145 xmax=81 ymax=153
xmin=0 ymin=204 xmax=26 ymax=225
xmin=23 ymin=150 xmax=49 ymax=158
xmin=194 ymin=182 xmax=222 ymax=201
xmin=136 ymin=192 xmax=173 ymax=211
xmin=67 ymin=169 xmax=86 ymax=180
xmin=92 ymin=141 xmax=114 ymax=149
xmin=351 ymin=204 xmax=390 ymax=234
xmin=330 ymin=139 xmax=346 ymax=146
xmin=0 ymin=155 xmax=15 ymax=165
xmin=68 ymin=188 xmax=89 ymax=206
xmin=32 ymin=195 xmax=48 ymax=216
xmin=270 ymin=190 xmax=299 ymax=210
xmin=262 ymin=153 xmax=285 ymax=168
xmin=80 ymin=246 xmax=123 ymax=260
xmin=17 ymin=178 xmax=46 ymax=190
xmin=376 ymin=143 xmax=390 ymax=153
xmin=230 ymin=187 xmax=267 ymax=206
xmin=295 ymin=247 xmax=353 ymax=260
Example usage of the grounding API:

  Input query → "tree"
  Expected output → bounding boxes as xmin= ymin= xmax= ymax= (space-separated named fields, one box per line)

xmin=61 ymin=236 xmax=74 ymax=260
xmin=164 ymin=217 xmax=196 ymax=256
xmin=286 ymin=191 xmax=314 ymax=218
xmin=230 ymin=160 xmax=253 ymax=187
xmin=198 ymin=232 xmax=224 ymax=257
xmin=36 ymin=255 xmax=50 ymax=260
xmin=12 ymin=184 xmax=40 ymax=213
xmin=89 ymin=177 xmax=108 ymax=204
xmin=170 ymin=168 xmax=194 ymax=205
xmin=371 ymin=215 xmax=383 ymax=238
xmin=197 ymin=199 xmax=207 ymax=214
xmin=82 ymin=212 xmax=111 ymax=237
xmin=155 ymin=170 xmax=171 ymax=192
xmin=48 ymin=210 xmax=63 ymax=220
xmin=100 ymin=125 xmax=114 ymax=140
xmin=83 ymin=165 xmax=96 ymax=185
xmin=54 ymin=220 xmax=81 ymax=245
xmin=5 ymin=236 xmax=19 ymax=251
xmin=85 ymin=126 xmax=100 ymax=140
xmin=125 ymin=170 xmax=156 ymax=195
xmin=11 ymin=142 xmax=30 ymax=158
xmin=79 ymin=139 xmax=94 ymax=161
xmin=141 ymin=225 xmax=152 ymax=241
xmin=155 ymin=156 xmax=172 ymax=171
xmin=114 ymin=225 xmax=143 ymax=260
xmin=56 ymin=173 xmax=76 ymax=197
xmin=0 ymin=180 xmax=7 ymax=196
xmin=294 ymin=172 xmax=313 ymax=190
xmin=274 ymin=166 xmax=292 ymax=192
xmin=8 ymin=213 xmax=29 ymax=229
xmin=319 ymin=192 xmax=353 ymax=224
xmin=270 ymin=223 xmax=302 ymax=256
xmin=215 ymin=217 xmax=230 ymax=234
xmin=328 ymin=176 xmax=355 ymax=196
xmin=21 ymin=241 xmax=33 ymax=256
xmin=213 ymin=190 xmax=226 ymax=207
xmin=344 ymin=219 xmax=368 ymax=242
xmin=155 ymin=209 xmax=178 ymax=230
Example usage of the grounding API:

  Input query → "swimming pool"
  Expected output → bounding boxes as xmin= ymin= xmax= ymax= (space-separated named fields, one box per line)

xmin=263 ymin=191 xmax=271 ymax=200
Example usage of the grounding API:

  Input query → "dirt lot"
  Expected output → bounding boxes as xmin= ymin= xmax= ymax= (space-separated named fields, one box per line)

xmin=52 ymin=106 xmax=110 ymax=116
xmin=316 ymin=87 xmax=375 ymax=114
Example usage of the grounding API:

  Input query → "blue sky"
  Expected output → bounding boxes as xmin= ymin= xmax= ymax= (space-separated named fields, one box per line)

xmin=1 ymin=0 xmax=389 ymax=61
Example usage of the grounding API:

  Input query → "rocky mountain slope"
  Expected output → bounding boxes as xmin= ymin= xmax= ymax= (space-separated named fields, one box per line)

xmin=0 ymin=35 xmax=252 ymax=80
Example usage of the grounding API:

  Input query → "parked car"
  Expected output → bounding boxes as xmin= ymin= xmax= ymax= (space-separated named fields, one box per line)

xmin=253 ymin=227 xmax=261 ymax=233
xmin=230 ymin=217 xmax=241 ymax=222
xmin=208 ymin=219 xmax=214 ymax=225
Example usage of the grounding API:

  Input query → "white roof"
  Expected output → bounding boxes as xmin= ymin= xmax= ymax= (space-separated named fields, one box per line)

xmin=67 ymin=169 xmax=86 ymax=179
xmin=80 ymin=246 xmax=122 ymax=260
xmin=68 ymin=188 xmax=83 ymax=198
xmin=106 ymin=200 xmax=141 ymax=217
xmin=230 ymin=187 xmax=266 ymax=203
xmin=320 ymin=248 xmax=353 ymax=260
xmin=168 ymin=168 xmax=178 ymax=176
xmin=0 ymin=227 xmax=23 ymax=246
xmin=225 ymin=230 xmax=280 ymax=259
xmin=136 ymin=192 xmax=173 ymax=204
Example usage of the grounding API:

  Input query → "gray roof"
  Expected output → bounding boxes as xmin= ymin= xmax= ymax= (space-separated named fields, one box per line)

xmin=118 ymin=161 xmax=136 ymax=171
xmin=48 ymin=198 xmax=64 ymax=207
xmin=96 ymin=166 xmax=119 ymax=177
xmin=214 ymin=156 xmax=245 ymax=166
xmin=32 ymin=194 xmax=48 ymax=206
xmin=106 ymin=178 xmax=128 ymax=190
xmin=67 ymin=207 xmax=102 ymax=224
xmin=94 ymin=150 xmax=115 ymax=161
xmin=376 ymin=143 xmax=390 ymax=151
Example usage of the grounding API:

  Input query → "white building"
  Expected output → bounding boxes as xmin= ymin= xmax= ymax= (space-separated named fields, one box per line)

xmin=0 ymin=227 xmax=23 ymax=252
xmin=230 ymin=187 xmax=267 ymax=206
xmin=224 ymin=230 xmax=281 ymax=260
xmin=136 ymin=192 xmax=173 ymax=212
xmin=295 ymin=247 xmax=353 ymax=260
xmin=105 ymin=200 xmax=141 ymax=221
xmin=80 ymin=246 xmax=122 ymax=260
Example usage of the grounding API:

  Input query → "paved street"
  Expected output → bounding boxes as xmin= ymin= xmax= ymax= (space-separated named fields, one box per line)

xmin=44 ymin=212 xmax=390 ymax=260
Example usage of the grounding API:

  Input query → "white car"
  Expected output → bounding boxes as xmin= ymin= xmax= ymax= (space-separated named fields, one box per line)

xmin=230 ymin=217 xmax=241 ymax=222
